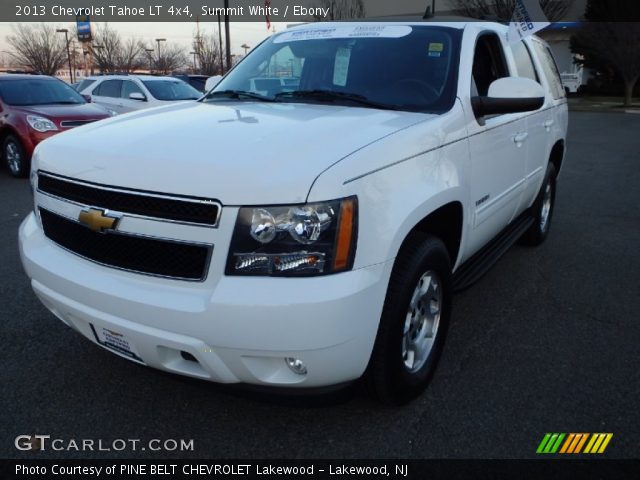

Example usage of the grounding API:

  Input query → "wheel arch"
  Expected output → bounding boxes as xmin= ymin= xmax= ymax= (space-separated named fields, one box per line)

xmin=396 ymin=201 xmax=464 ymax=268
xmin=0 ymin=125 xmax=20 ymax=146
xmin=549 ymin=139 xmax=565 ymax=176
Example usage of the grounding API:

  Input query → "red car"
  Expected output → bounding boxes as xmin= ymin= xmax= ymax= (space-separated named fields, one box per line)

xmin=0 ymin=74 xmax=112 ymax=177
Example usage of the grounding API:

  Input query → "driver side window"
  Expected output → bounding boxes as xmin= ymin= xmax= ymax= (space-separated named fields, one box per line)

xmin=472 ymin=34 xmax=509 ymax=97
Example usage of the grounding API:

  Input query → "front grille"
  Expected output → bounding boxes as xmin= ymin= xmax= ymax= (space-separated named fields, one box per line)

xmin=39 ymin=209 xmax=212 ymax=281
xmin=60 ymin=119 xmax=99 ymax=128
xmin=38 ymin=172 xmax=220 ymax=226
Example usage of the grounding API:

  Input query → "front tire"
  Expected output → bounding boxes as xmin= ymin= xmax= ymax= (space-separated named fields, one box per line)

xmin=366 ymin=234 xmax=452 ymax=405
xmin=521 ymin=163 xmax=557 ymax=246
xmin=4 ymin=135 xmax=28 ymax=178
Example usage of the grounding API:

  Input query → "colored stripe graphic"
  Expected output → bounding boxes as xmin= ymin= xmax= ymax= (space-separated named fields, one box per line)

xmin=537 ymin=433 xmax=565 ymax=454
xmin=573 ymin=433 xmax=589 ymax=453
xmin=559 ymin=433 xmax=575 ymax=454
xmin=567 ymin=433 xmax=583 ymax=453
xmin=536 ymin=434 xmax=552 ymax=454
xmin=538 ymin=433 xmax=613 ymax=454
xmin=584 ymin=433 xmax=614 ymax=454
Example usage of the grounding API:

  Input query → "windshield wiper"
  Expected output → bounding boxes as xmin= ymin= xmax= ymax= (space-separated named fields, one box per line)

xmin=205 ymin=90 xmax=274 ymax=102
xmin=274 ymin=90 xmax=398 ymax=111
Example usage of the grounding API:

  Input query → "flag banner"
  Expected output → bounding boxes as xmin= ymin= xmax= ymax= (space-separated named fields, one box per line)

xmin=508 ymin=0 xmax=550 ymax=43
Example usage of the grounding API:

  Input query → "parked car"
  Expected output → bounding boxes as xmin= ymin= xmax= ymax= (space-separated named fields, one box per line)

xmin=561 ymin=69 xmax=584 ymax=95
xmin=0 ymin=74 xmax=112 ymax=177
xmin=172 ymin=74 xmax=211 ymax=93
xmin=79 ymin=75 xmax=202 ymax=114
xmin=204 ymin=75 xmax=222 ymax=91
xmin=20 ymin=20 xmax=568 ymax=404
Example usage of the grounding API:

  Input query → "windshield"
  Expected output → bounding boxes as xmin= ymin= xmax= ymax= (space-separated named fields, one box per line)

xmin=76 ymin=79 xmax=96 ymax=92
xmin=142 ymin=80 xmax=202 ymax=101
xmin=205 ymin=25 xmax=461 ymax=112
xmin=0 ymin=78 xmax=86 ymax=106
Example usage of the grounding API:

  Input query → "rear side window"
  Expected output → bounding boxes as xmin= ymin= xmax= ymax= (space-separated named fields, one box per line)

xmin=511 ymin=41 xmax=539 ymax=82
xmin=93 ymin=80 xmax=122 ymax=98
xmin=532 ymin=42 xmax=565 ymax=100
xmin=472 ymin=33 xmax=509 ymax=96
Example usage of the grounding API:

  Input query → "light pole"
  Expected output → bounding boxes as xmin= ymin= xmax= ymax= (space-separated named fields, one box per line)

xmin=224 ymin=0 xmax=231 ymax=72
xmin=144 ymin=48 xmax=155 ymax=73
xmin=190 ymin=51 xmax=197 ymax=73
xmin=241 ymin=44 xmax=250 ymax=56
xmin=56 ymin=29 xmax=73 ymax=83
xmin=217 ymin=14 xmax=224 ymax=74
xmin=155 ymin=38 xmax=166 ymax=72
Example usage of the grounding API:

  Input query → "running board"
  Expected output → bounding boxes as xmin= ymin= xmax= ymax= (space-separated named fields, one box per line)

xmin=453 ymin=214 xmax=534 ymax=292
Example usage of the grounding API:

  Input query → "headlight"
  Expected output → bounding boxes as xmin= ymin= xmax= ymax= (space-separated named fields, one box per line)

xmin=107 ymin=109 xmax=118 ymax=117
xmin=226 ymin=196 xmax=358 ymax=276
xmin=26 ymin=115 xmax=58 ymax=132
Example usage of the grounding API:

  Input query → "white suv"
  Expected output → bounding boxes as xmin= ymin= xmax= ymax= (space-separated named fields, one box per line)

xmin=20 ymin=21 xmax=568 ymax=404
xmin=79 ymin=74 xmax=202 ymax=114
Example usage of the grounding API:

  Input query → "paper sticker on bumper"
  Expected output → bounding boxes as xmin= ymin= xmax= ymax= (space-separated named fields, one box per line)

xmin=91 ymin=324 xmax=144 ymax=363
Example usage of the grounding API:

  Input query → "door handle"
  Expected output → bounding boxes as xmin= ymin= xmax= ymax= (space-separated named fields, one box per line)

xmin=513 ymin=132 xmax=529 ymax=145
xmin=543 ymin=119 xmax=555 ymax=131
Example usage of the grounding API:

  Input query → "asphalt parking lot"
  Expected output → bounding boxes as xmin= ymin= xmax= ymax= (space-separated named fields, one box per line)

xmin=2 ymin=112 xmax=639 ymax=460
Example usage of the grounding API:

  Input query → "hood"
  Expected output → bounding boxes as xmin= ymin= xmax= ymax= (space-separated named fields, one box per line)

xmin=35 ymin=101 xmax=432 ymax=205
xmin=14 ymin=103 xmax=110 ymax=121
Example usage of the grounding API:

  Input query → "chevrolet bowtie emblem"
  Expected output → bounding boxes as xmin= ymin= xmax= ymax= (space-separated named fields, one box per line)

xmin=78 ymin=208 xmax=120 ymax=232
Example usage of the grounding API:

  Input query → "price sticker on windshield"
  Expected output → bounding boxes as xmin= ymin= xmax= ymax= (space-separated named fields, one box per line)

xmin=274 ymin=25 xmax=412 ymax=43
xmin=333 ymin=47 xmax=352 ymax=87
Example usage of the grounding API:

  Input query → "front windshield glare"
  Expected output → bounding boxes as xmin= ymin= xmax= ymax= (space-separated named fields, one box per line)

xmin=206 ymin=25 xmax=460 ymax=112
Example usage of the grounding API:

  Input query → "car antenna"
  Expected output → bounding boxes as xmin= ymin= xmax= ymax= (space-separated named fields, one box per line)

xmin=423 ymin=0 xmax=436 ymax=19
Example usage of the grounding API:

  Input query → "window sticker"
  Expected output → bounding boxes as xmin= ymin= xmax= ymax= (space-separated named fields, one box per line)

xmin=333 ymin=47 xmax=352 ymax=87
xmin=274 ymin=25 xmax=412 ymax=43
xmin=428 ymin=42 xmax=444 ymax=57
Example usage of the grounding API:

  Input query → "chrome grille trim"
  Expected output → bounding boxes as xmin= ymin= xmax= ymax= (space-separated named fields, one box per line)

xmin=37 ymin=171 xmax=222 ymax=228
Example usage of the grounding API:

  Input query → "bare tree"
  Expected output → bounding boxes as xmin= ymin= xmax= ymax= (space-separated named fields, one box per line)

xmin=572 ymin=23 xmax=640 ymax=107
xmin=6 ymin=23 xmax=67 ymax=75
xmin=91 ymin=23 xmax=144 ymax=73
xmin=452 ymin=0 xmax=574 ymax=22
xmin=193 ymin=31 xmax=223 ymax=75
xmin=313 ymin=0 xmax=366 ymax=21
xmin=117 ymin=37 xmax=145 ymax=73
xmin=154 ymin=43 xmax=187 ymax=74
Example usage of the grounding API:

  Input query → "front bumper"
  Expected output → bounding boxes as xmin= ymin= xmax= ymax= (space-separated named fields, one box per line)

xmin=19 ymin=213 xmax=392 ymax=388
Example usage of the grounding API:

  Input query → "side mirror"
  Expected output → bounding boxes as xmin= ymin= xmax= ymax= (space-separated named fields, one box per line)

xmin=472 ymin=77 xmax=544 ymax=117
xmin=205 ymin=75 xmax=222 ymax=92
xmin=82 ymin=94 xmax=92 ymax=103
xmin=129 ymin=92 xmax=147 ymax=101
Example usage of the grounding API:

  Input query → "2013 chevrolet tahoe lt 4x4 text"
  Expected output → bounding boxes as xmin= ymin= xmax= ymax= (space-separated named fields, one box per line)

xmin=19 ymin=21 xmax=568 ymax=404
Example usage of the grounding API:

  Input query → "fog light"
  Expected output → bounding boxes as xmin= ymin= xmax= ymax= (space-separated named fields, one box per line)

xmin=285 ymin=357 xmax=307 ymax=375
